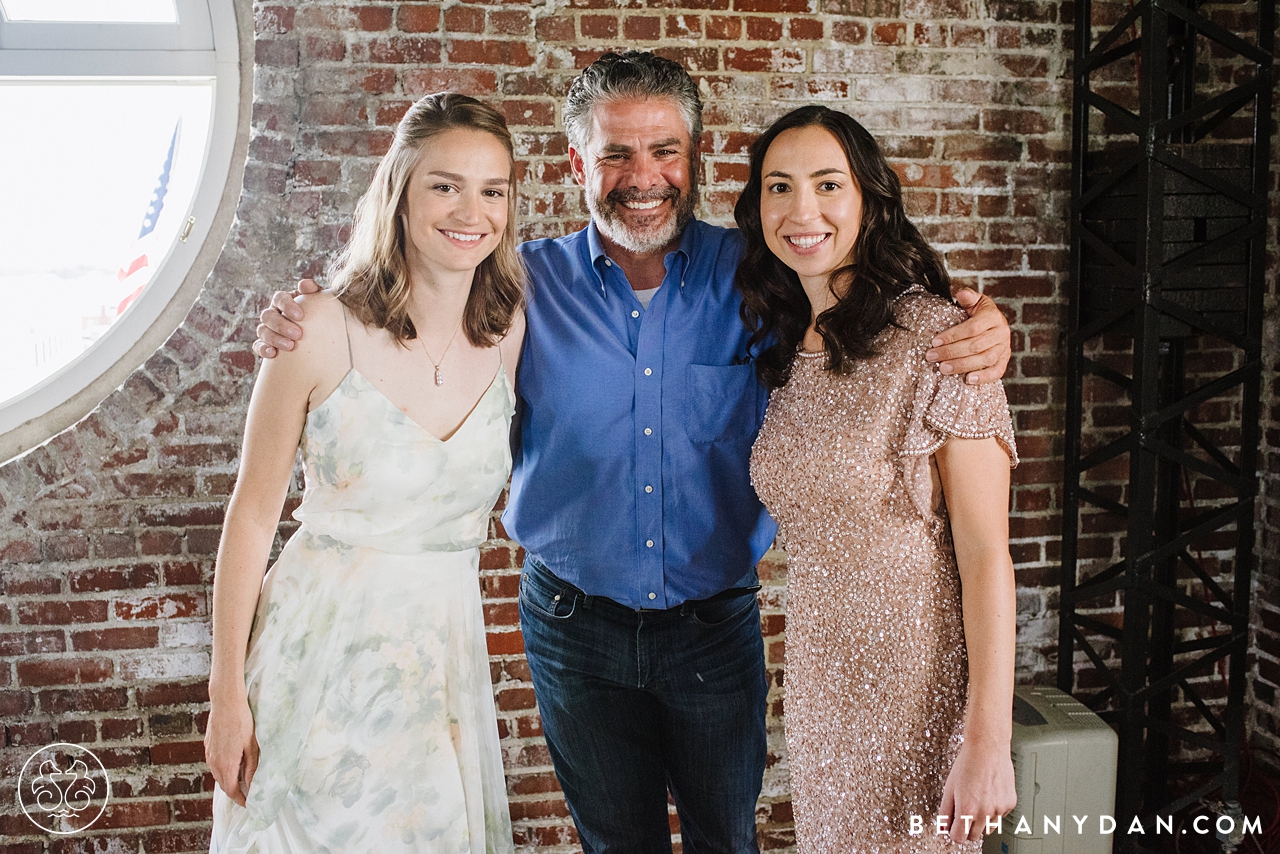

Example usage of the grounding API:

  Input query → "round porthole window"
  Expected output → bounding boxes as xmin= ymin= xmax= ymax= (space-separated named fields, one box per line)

xmin=0 ymin=0 xmax=242 ymax=458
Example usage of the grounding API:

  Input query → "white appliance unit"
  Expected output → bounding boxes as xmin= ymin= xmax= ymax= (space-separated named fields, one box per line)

xmin=983 ymin=686 xmax=1119 ymax=854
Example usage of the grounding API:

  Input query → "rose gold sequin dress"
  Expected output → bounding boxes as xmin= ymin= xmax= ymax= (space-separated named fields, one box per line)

xmin=750 ymin=290 xmax=1017 ymax=853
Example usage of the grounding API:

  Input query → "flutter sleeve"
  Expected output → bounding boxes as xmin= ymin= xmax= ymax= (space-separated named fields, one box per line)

xmin=900 ymin=368 xmax=1018 ymax=467
xmin=892 ymin=291 xmax=1018 ymax=522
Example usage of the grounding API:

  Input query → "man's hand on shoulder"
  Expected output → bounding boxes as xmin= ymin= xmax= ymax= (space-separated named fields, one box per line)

xmin=253 ymin=279 xmax=323 ymax=359
xmin=926 ymin=288 xmax=1012 ymax=385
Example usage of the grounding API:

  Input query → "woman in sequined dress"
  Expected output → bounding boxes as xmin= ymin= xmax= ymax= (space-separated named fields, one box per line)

xmin=738 ymin=106 xmax=1019 ymax=852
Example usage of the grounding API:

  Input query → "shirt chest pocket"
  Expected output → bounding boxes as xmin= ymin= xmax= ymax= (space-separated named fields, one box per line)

xmin=684 ymin=363 xmax=762 ymax=443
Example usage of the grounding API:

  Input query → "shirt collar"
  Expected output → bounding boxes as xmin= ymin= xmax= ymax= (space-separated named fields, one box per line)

xmin=586 ymin=219 xmax=700 ymax=298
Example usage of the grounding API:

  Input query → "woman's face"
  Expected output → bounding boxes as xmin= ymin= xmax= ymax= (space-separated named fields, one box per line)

xmin=759 ymin=125 xmax=864 ymax=293
xmin=401 ymin=127 xmax=511 ymax=281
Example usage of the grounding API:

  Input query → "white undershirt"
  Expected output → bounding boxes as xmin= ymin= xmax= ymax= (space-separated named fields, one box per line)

xmin=634 ymin=286 xmax=660 ymax=310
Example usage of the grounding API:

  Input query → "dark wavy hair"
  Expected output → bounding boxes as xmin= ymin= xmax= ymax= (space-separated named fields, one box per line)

xmin=735 ymin=106 xmax=952 ymax=389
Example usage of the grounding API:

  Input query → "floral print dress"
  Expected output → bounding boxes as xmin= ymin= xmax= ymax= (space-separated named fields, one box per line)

xmin=210 ymin=360 xmax=516 ymax=854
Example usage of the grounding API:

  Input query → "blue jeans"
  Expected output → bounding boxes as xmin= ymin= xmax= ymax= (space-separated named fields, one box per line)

xmin=518 ymin=557 xmax=768 ymax=854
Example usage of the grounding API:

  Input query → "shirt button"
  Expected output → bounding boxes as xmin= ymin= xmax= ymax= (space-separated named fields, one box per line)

xmin=644 ymin=368 xmax=652 ymax=376
xmin=648 ymin=592 xmax=657 ymax=600
xmin=646 ymin=539 xmax=654 ymax=548
xmin=631 ymin=309 xmax=640 ymax=318
xmin=644 ymin=428 xmax=652 ymax=436
xmin=645 ymin=485 xmax=653 ymax=493
xmin=605 ymin=259 xmax=612 ymax=267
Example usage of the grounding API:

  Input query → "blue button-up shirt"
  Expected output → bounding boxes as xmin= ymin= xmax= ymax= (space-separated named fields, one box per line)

xmin=506 ymin=219 xmax=777 ymax=609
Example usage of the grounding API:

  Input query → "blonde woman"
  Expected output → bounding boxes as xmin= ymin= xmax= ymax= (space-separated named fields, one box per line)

xmin=205 ymin=93 xmax=524 ymax=854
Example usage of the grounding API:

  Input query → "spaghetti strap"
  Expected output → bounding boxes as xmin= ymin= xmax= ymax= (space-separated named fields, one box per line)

xmin=340 ymin=304 xmax=353 ymax=371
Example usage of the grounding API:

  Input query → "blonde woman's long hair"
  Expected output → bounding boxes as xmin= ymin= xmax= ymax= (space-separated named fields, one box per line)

xmin=329 ymin=92 xmax=523 ymax=346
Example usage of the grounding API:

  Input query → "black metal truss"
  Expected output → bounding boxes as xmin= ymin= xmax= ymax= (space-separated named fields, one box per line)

xmin=1060 ymin=0 xmax=1273 ymax=850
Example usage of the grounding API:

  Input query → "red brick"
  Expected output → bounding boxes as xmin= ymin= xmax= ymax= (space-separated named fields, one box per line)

xmin=403 ymin=68 xmax=497 ymax=96
xmin=872 ymin=22 xmax=907 ymax=44
xmin=447 ymin=39 xmax=534 ymax=66
xmin=535 ymin=15 xmax=575 ymax=40
xmin=95 ymin=532 xmax=140 ymax=559
xmin=723 ymin=48 xmax=805 ymax=72
xmin=771 ymin=76 xmax=850 ymax=100
xmin=56 ymin=719 xmax=96 ymax=744
xmin=486 ymin=629 xmax=525 ymax=656
xmin=300 ymin=34 xmax=345 ymax=62
xmin=665 ymin=14 xmax=701 ymax=37
xmin=1 ymin=538 xmax=40 ymax=562
xmin=489 ymin=10 xmax=531 ymax=34
xmin=254 ymin=38 xmax=298 ymax=67
xmin=114 ymin=593 xmax=204 ymax=621
xmin=173 ymin=797 xmax=213 ymax=822
xmin=904 ymin=0 xmax=972 ymax=15
xmin=495 ymin=686 xmax=537 ymax=710
xmin=789 ymin=17 xmax=824 ymax=39
xmin=353 ymin=36 xmax=440 ymax=64
xmin=254 ymin=5 xmax=294 ymax=34
xmin=96 ymin=800 xmax=170 ymax=830
xmin=163 ymin=561 xmax=209 ymax=586
xmin=746 ymin=17 xmax=783 ymax=40
xmin=150 ymin=741 xmax=206 ymax=765
xmin=983 ymin=108 xmax=1053 ymax=134
xmin=137 ymin=682 xmax=209 ymax=707
xmin=39 ymin=688 xmax=129 ymax=715
xmin=354 ymin=5 xmax=392 ymax=30
xmin=141 ymin=828 xmax=213 ymax=853
xmin=4 ymin=574 xmax=61 ymax=594
xmin=735 ymin=0 xmax=810 ymax=11
xmin=623 ymin=15 xmax=661 ymax=40
xmin=443 ymin=5 xmax=484 ymax=32
xmin=138 ymin=503 xmax=224 ymax=527
xmin=397 ymin=4 xmax=439 ymax=32
xmin=6 ymin=721 xmax=52 ymax=746
xmin=71 ymin=627 xmax=160 ymax=651
xmin=68 ymin=565 xmax=160 ymax=593
xmin=580 ymin=14 xmax=618 ymax=38
xmin=359 ymin=69 xmax=397 ymax=93
xmin=102 ymin=717 xmax=145 ymax=740
xmin=17 ymin=657 xmax=113 ymax=687
xmin=17 ymin=600 xmax=109 ymax=625
xmin=501 ymin=100 xmax=556 ymax=128
xmin=705 ymin=15 xmax=741 ymax=39
xmin=832 ymin=20 xmax=868 ymax=42
xmin=306 ymin=130 xmax=395 ymax=157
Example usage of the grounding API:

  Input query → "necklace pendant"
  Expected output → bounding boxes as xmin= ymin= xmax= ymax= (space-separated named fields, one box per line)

xmin=434 ymin=366 xmax=444 ymax=386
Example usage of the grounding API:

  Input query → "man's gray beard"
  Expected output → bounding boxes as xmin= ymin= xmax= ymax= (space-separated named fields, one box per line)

xmin=587 ymin=182 xmax=699 ymax=255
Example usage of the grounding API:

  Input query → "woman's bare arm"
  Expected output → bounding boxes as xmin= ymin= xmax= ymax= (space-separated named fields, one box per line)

xmin=933 ymin=435 xmax=1017 ymax=843
xmin=204 ymin=293 xmax=345 ymax=806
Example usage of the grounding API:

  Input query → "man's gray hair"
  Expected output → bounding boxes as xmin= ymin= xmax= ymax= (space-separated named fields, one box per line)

xmin=563 ymin=51 xmax=704 ymax=152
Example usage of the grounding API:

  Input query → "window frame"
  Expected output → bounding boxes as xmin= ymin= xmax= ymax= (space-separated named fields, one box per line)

xmin=0 ymin=0 xmax=247 ymax=462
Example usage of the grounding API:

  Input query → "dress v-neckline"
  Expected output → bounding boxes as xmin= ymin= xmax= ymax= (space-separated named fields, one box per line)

xmin=313 ymin=365 xmax=506 ymax=444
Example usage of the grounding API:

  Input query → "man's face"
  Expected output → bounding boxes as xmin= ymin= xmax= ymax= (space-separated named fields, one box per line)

xmin=568 ymin=96 xmax=698 ymax=256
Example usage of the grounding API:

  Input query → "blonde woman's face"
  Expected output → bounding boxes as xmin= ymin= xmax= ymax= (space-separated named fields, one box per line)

xmin=401 ymin=128 xmax=511 ymax=280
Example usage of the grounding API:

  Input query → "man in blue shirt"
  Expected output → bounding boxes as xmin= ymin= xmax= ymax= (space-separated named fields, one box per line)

xmin=255 ymin=51 xmax=1011 ymax=854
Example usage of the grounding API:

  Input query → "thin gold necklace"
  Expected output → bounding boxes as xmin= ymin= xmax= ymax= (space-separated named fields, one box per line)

xmin=419 ymin=320 xmax=462 ymax=386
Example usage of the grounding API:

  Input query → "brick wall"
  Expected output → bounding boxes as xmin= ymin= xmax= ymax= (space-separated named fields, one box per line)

xmin=1249 ymin=11 xmax=1280 ymax=765
xmin=0 ymin=0 xmax=1274 ymax=851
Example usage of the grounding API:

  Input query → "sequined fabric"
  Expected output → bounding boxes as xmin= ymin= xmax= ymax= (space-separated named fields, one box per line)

xmin=750 ymin=289 xmax=1016 ymax=853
